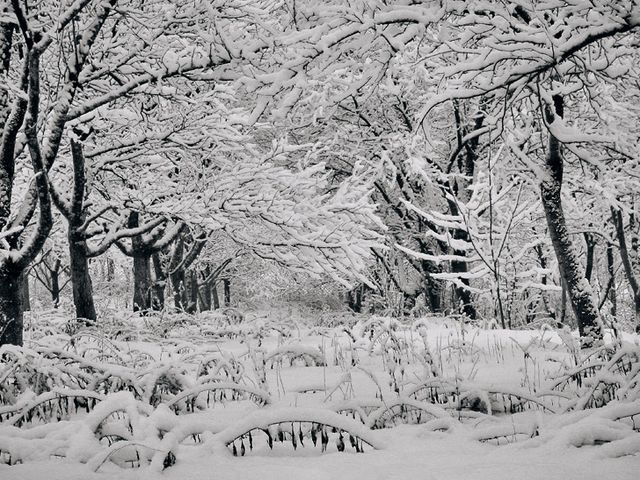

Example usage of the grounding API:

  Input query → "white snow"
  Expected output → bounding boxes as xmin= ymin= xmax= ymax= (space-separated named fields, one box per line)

xmin=0 ymin=313 xmax=638 ymax=479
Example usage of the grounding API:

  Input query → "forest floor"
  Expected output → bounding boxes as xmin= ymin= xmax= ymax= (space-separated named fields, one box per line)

xmin=1 ymin=309 xmax=639 ymax=479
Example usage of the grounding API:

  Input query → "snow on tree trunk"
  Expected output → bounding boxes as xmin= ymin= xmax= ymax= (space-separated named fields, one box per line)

xmin=606 ymin=242 xmax=617 ymax=319
xmin=541 ymin=95 xmax=602 ymax=347
xmin=151 ymin=253 xmax=165 ymax=311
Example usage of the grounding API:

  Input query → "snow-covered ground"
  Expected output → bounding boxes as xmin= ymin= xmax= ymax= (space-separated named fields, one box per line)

xmin=1 ymin=311 xmax=639 ymax=479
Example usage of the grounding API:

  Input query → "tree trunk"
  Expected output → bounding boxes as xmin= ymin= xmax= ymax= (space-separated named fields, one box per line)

xmin=67 ymin=140 xmax=97 ymax=321
xmin=450 ymin=252 xmax=477 ymax=319
xmin=0 ymin=263 xmax=23 ymax=346
xmin=151 ymin=253 xmax=165 ymax=310
xmin=69 ymin=238 xmax=97 ymax=320
xmin=133 ymin=254 xmax=152 ymax=312
xmin=19 ymin=271 xmax=31 ymax=312
xmin=170 ymin=268 xmax=186 ymax=310
xmin=50 ymin=266 xmax=60 ymax=308
xmin=534 ymin=244 xmax=556 ymax=321
xmin=584 ymin=233 xmax=596 ymax=283
xmin=447 ymin=101 xmax=482 ymax=320
xmin=187 ymin=270 xmax=198 ymax=313
xmin=223 ymin=278 xmax=231 ymax=306
xmin=106 ymin=257 xmax=115 ymax=282
xmin=127 ymin=211 xmax=153 ymax=313
xmin=606 ymin=242 xmax=617 ymax=318
xmin=612 ymin=208 xmax=640 ymax=327
xmin=199 ymin=269 xmax=211 ymax=311
xmin=423 ymin=268 xmax=442 ymax=313
xmin=347 ymin=284 xmax=365 ymax=313
xmin=212 ymin=282 xmax=220 ymax=309
xmin=447 ymin=203 xmax=477 ymax=319
xmin=168 ymin=236 xmax=188 ymax=311
xmin=560 ymin=278 xmax=567 ymax=326
xmin=447 ymin=201 xmax=477 ymax=319
xmin=541 ymin=95 xmax=602 ymax=346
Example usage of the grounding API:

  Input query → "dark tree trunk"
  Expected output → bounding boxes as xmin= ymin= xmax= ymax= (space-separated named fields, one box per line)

xmin=347 ymin=284 xmax=365 ymax=313
xmin=180 ymin=270 xmax=194 ymax=313
xmin=69 ymin=238 xmax=97 ymax=320
xmin=167 ymin=235 xmax=206 ymax=312
xmin=446 ymin=201 xmax=477 ymax=319
xmin=170 ymin=269 xmax=186 ymax=310
xmin=187 ymin=270 xmax=198 ymax=313
xmin=212 ymin=283 xmax=220 ymax=309
xmin=223 ymin=278 xmax=231 ymax=306
xmin=127 ymin=211 xmax=154 ymax=313
xmin=422 ymin=260 xmax=442 ymax=313
xmin=133 ymin=253 xmax=152 ymax=312
xmin=199 ymin=269 xmax=212 ymax=311
xmin=50 ymin=266 xmax=60 ymax=308
xmin=450 ymin=245 xmax=477 ymax=319
xmin=169 ymin=237 xmax=187 ymax=311
xmin=151 ymin=253 xmax=165 ymax=310
xmin=19 ymin=271 xmax=30 ymax=312
xmin=613 ymin=208 xmax=640 ymax=327
xmin=584 ymin=233 xmax=596 ymax=283
xmin=534 ymin=244 xmax=555 ymax=320
xmin=560 ymin=278 xmax=567 ymax=326
xmin=0 ymin=264 xmax=23 ymax=346
xmin=606 ymin=242 xmax=617 ymax=318
xmin=67 ymin=140 xmax=97 ymax=321
xmin=541 ymin=95 xmax=602 ymax=346
xmin=106 ymin=257 xmax=115 ymax=282
xmin=446 ymin=100 xmax=483 ymax=320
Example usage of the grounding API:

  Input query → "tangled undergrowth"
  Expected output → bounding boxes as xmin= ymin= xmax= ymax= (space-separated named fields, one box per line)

xmin=1 ymin=310 xmax=639 ymax=471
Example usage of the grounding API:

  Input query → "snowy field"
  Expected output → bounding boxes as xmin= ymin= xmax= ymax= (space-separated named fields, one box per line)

xmin=1 ymin=310 xmax=639 ymax=480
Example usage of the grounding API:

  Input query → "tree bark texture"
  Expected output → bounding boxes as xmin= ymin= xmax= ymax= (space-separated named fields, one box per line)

xmin=541 ymin=95 xmax=602 ymax=346
xmin=223 ymin=279 xmax=231 ymax=306
xmin=69 ymin=238 xmax=97 ymax=320
xmin=0 ymin=262 xmax=23 ymax=346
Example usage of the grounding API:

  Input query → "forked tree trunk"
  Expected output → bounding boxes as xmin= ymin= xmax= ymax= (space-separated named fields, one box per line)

xmin=127 ymin=211 xmax=166 ymax=313
xmin=541 ymin=95 xmax=602 ymax=346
